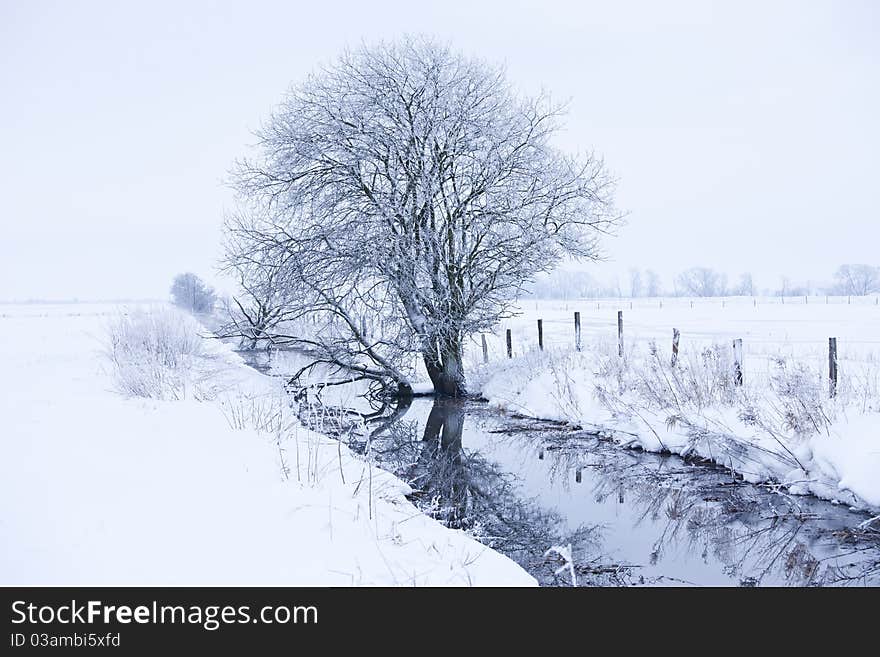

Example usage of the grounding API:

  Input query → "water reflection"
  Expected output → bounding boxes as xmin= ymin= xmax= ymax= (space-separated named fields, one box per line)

xmin=347 ymin=400 xmax=621 ymax=586
xmin=350 ymin=400 xmax=880 ymax=586
xmin=241 ymin=349 xmax=880 ymax=586
xmin=475 ymin=412 xmax=880 ymax=586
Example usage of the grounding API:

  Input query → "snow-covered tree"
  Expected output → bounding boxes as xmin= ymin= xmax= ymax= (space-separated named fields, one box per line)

xmin=735 ymin=272 xmax=755 ymax=296
xmin=674 ymin=267 xmax=727 ymax=297
xmin=833 ymin=264 xmax=880 ymax=295
xmin=644 ymin=269 xmax=662 ymax=297
xmin=170 ymin=273 xmax=215 ymax=314
xmin=628 ymin=268 xmax=643 ymax=298
xmin=216 ymin=228 xmax=303 ymax=350
xmin=226 ymin=37 xmax=620 ymax=397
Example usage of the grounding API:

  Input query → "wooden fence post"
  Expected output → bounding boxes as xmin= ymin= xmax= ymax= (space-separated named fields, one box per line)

xmin=617 ymin=310 xmax=624 ymax=357
xmin=671 ymin=328 xmax=680 ymax=366
xmin=733 ymin=338 xmax=743 ymax=386
xmin=481 ymin=334 xmax=489 ymax=364
xmin=506 ymin=329 xmax=512 ymax=359
xmin=829 ymin=337 xmax=838 ymax=398
xmin=574 ymin=312 xmax=581 ymax=352
xmin=537 ymin=319 xmax=544 ymax=351
xmin=575 ymin=468 xmax=582 ymax=484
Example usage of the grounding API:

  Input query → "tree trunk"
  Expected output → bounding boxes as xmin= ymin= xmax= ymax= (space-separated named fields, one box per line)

xmin=422 ymin=401 xmax=464 ymax=461
xmin=423 ymin=337 xmax=467 ymax=397
xmin=396 ymin=381 xmax=414 ymax=398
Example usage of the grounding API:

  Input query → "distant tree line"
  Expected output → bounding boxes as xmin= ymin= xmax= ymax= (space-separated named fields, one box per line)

xmin=526 ymin=264 xmax=880 ymax=299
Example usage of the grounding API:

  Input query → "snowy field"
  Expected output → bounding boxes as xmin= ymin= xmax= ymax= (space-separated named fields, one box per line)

xmin=0 ymin=302 xmax=535 ymax=586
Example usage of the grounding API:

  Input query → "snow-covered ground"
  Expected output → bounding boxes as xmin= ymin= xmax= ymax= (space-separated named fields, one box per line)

xmin=0 ymin=303 xmax=535 ymax=586
xmin=473 ymin=297 xmax=880 ymax=514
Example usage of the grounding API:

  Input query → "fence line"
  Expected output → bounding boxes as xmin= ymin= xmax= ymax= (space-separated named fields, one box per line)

xmin=478 ymin=307 xmax=863 ymax=396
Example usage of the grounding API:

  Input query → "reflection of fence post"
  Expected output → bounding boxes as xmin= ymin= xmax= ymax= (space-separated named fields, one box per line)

xmin=829 ymin=337 xmax=838 ymax=398
xmin=574 ymin=312 xmax=581 ymax=351
xmin=481 ymin=334 xmax=489 ymax=364
xmin=733 ymin=338 xmax=743 ymax=386
xmin=617 ymin=311 xmax=624 ymax=357
xmin=671 ymin=328 xmax=680 ymax=366
xmin=506 ymin=329 xmax=512 ymax=359
xmin=537 ymin=319 xmax=544 ymax=351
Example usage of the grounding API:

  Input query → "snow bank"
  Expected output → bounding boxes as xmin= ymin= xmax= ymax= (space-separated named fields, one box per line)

xmin=477 ymin=344 xmax=880 ymax=514
xmin=0 ymin=303 xmax=534 ymax=586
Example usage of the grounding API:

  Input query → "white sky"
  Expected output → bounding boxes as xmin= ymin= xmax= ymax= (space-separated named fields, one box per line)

xmin=1 ymin=0 xmax=878 ymax=300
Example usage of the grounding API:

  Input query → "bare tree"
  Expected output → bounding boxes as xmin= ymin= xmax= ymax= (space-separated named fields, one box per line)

xmin=526 ymin=270 xmax=601 ymax=299
xmin=833 ymin=264 xmax=880 ymax=295
xmin=628 ymin=268 xmax=643 ymax=298
xmin=735 ymin=272 xmax=754 ymax=296
xmin=226 ymin=37 xmax=621 ymax=397
xmin=170 ymin=273 xmax=215 ymax=314
xmin=779 ymin=276 xmax=790 ymax=298
xmin=674 ymin=267 xmax=727 ymax=297
xmin=644 ymin=269 xmax=662 ymax=297
xmin=216 ymin=232 xmax=303 ymax=349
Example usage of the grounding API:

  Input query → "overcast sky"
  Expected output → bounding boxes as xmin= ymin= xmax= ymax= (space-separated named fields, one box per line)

xmin=1 ymin=0 xmax=878 ymax=300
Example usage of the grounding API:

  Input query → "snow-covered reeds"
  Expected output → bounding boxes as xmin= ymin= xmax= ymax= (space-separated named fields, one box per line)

xmin=485 ymin=336 xmax=879 ymax=441
xmin=103 ymin=306 xmax=218 ymax=400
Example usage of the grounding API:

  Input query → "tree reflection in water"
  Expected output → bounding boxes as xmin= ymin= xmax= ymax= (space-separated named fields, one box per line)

xmin=480 ymin=413 xmax=880 ymax=587
xmin=300 ymin=394 xmax=880 ymax=586
xmin=359 ymin=400 xmax=633 ymax=586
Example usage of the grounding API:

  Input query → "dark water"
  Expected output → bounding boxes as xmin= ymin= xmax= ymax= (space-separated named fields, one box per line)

xmin=239 ymin=349 xmax=880 ymax=586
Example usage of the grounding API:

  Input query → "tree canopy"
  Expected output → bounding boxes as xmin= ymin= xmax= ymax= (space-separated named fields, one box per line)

xmin=226 ymin=37 xmax=621 ymax=396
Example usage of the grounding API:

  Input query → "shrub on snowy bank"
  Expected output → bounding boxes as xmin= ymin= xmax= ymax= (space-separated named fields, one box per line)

xmin=476 ymin=339 xmax=880 ymax=511
xmin=104 ymin=306 xmax=219 ymax=400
